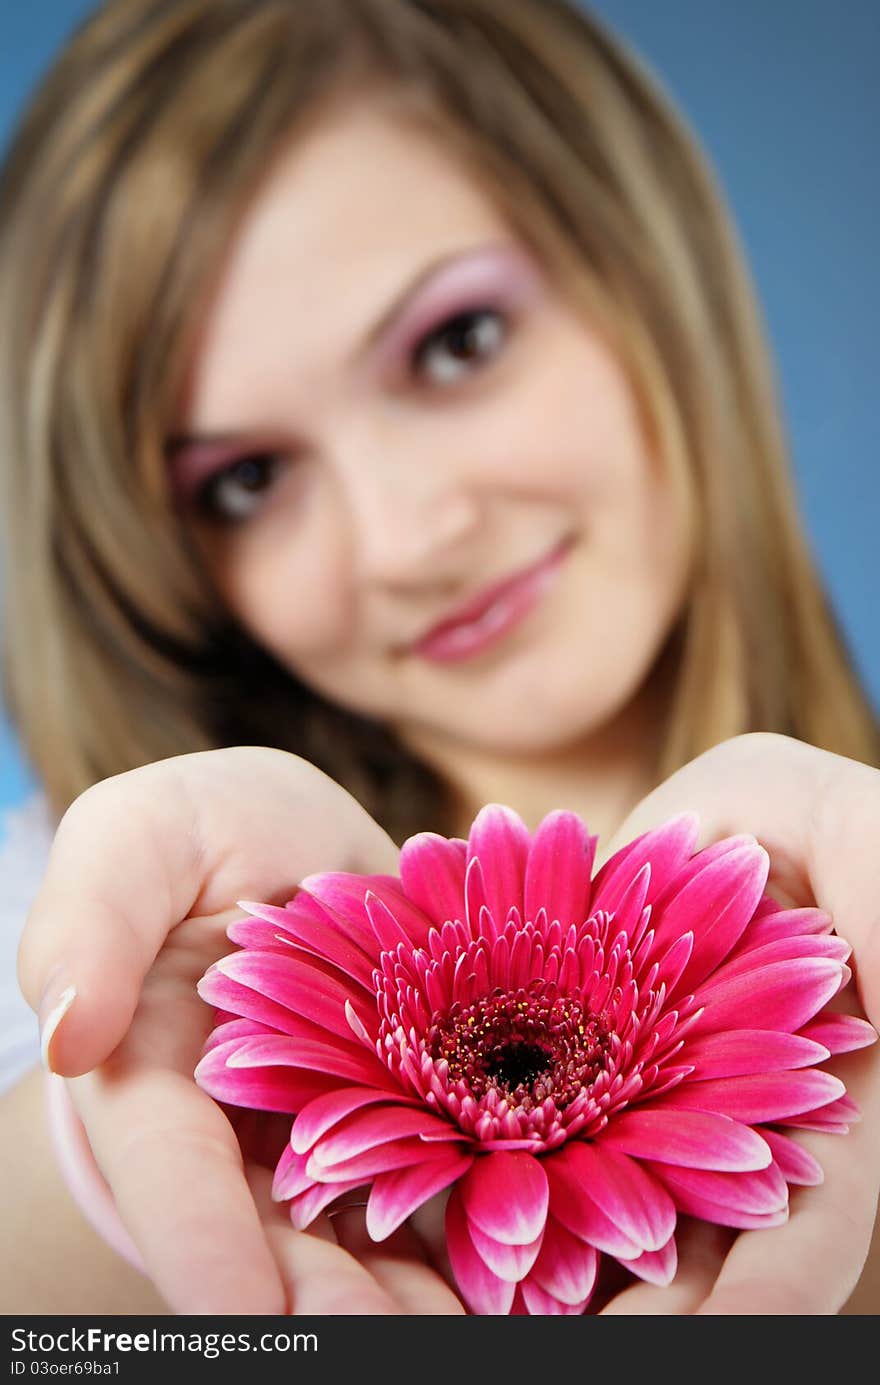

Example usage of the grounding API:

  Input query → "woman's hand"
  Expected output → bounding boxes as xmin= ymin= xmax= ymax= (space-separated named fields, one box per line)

xmin=17 ymin=732 xmax=880 ymax=1315
xmin=595 ymin=732 xmax=880 ymax=1314
xmin=245 ymin=1166 xmax=464 ymax=1314
xmin=17 ymin=746 xmax=410 ymax=1314
xmin=225 ymin=733 xmax=880 ymax=1315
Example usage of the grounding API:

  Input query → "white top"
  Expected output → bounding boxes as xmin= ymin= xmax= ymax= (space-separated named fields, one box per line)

xmin=0 ymin=790 xmax=55 ymax=1094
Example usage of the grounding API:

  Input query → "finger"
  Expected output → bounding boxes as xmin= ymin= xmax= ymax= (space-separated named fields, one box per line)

xmin=64 ymin=950 xmax=286 ymax=1315
xmin=695 ymin=1042 xmax=880 ymax=1314
xmin=600 ymin=734 xmax=880 ymax=1020
xmin=246 ymin=1166 xmax=405 ymax=1315
xmin=57 ymin=903 xmax=349 ymax=1314
xmin=17 ymin=747 xmax=400 ymax=1074
xmin=409 ymin=1189 xmax=459 ymax=1288
xmin=330 ymin=1203 xmax=466 ymax=1315
xmin=600 ymin=1220 xmax=734 ymax=1314
xmin=73 ymin=1063 xmax=287 ymax=1315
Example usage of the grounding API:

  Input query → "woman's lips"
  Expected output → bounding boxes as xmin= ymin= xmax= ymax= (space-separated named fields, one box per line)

xmin=410 ymin=538 xmax=572 ymax=664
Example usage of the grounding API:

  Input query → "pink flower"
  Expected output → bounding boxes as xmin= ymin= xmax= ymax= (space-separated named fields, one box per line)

xmin=195 ymin=807 xmax=876 ymax=1314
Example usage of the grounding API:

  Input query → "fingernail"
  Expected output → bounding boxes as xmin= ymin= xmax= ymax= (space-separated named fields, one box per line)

xmin=39 ymin=985 xmax=77 ymax=1073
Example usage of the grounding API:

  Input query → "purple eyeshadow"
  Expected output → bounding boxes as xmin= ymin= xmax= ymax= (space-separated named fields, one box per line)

xmin=366 ymin=242 xmax=544 ymax=378
xmin=165 ymin=240 xmax=544 ymax=503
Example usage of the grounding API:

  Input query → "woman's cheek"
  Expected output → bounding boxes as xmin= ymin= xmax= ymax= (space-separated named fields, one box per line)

xmin=224 ymin=524 xmax=348 ymax=659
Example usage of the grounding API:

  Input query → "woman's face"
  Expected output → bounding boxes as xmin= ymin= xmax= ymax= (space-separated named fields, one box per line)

xmin=169 ymin=97 xmax=691 ymax=764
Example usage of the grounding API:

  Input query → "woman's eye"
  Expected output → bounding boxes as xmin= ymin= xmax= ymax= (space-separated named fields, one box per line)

xmin=195 ymin=452 xmax=284 ymax=524
xmin=412 ymin=307 xmax=507 ymax=386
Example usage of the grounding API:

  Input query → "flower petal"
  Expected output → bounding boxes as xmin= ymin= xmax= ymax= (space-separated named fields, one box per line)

xmin=520 ymin=1279 xmax=590 ymax=1315
xmin=728 ymin=906 xmax=833 ymax=954
xmin=784 ymin=1093 xmax=861 ymax=1131
xmin=608 ymin=864 xmax=653 ymax=953
xmin=194 ymin=1040 xmax=337 ymax=1112
xmin=545 ymin=1146 xmax=642 ymax=1258
xmin=364 ymin=891 xmax=414 ymax=953
xmin=651 ymin=930 xmax=695 ymax=996
xmin=272 ymin=1145 xmax=312 ymax=1200
xmin=647 ymin=1161 xmax=789 ymax=1228
xmin=446 ymin=1187 xmax=516 ymax=1315
xmin=684 ymin=1029 xmax=830 ymax=1079
xmin=460 ymin=1152 xmax=549 ymax=1246
xmin=596 ymin=1109 xmax=772 ymax=1171
xmin=617 ymin=1234 xmax=678 ymax=1286
xmin=299 ymin=875 xmax=435 ymax=952
xmin=690 ymin=958 xmax=846 ymax=1035
xmin=288 ymin=1178 xmax=365 ymax=1230
xmin=307 ymin=1136 xmax=457 ymax=1184
xmin=237 ymin=897 xmax=376 ymax=988
xmin=310 ymin=1105 xmax=463 ymax=1166
xmin=552 ymin=1142 xmax=676 ymax=1252
xmin=798 ymin=1014 xmax=878 ymax=1055
xmin=708 ymin=934 xmax=851 ymax=981
xmin=366 ymin=1149 xmax=475 ymax=1241
xmin=354 ymin=873 xmax=437 ymax=946
xmin=590 ymin=814 xmax=700 ymax=914
xmin=200 ymin=1016 xmax=276 ymax=1053
xmin=782 ymin=1118 xmax=849 ymax=1135
xmin=464 ymin=858 xmax=495 ymax=940
xmin=225 ymin=1033 xmax=393 ymax=1087
xmin=466 ymin=805 xmax=531 ymax=925
xmin=398 ymin=833 xmax=468 ymax=928
xmin=226 ymin=917 xmax=311 ymax=954
xmin=206 ymin=950 xmax=374 ymax=1038
xmin=523 ymin=810 xmax=596 ymax=928
xmin=291 ymin=1086 xmax=420 ymax=1154
xmin=655 ymin=1069 xmax=846 ymax=1123
xmin=467 ymin=1221 xmax=544 ymax=1282
xmin=198 ymin=967 xmax=349 ymax=1041
xmin=529 ymin=1216 xmax=599 ymax=1305
xmin=293 ymin=875 xmax=378 ymax=948
xmin=758 ymin=1130 xmax=824 ymax=1186
xmin=652 ymin=833 xmax=755 ymax=907
xmin=661 ymin=1198 xmax=788 ymax=1233
xmin=649 ymin=842 xmax=769 ymax=994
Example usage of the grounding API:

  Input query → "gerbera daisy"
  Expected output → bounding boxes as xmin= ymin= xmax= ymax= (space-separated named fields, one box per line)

xmin=196 ymin=807 xmax=875 ymax=1314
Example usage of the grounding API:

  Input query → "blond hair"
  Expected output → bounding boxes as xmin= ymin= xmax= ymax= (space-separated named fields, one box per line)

xmin=1 ymin=0 xmax=876 ymax=843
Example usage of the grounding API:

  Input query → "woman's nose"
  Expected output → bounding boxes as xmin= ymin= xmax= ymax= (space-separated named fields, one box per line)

xmin=335 ymin=425 xmax=484 ymax=586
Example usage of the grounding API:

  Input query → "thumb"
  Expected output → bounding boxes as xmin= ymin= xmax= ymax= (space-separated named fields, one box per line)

xmin=599 ymin=733 xmax=880 ymax=1022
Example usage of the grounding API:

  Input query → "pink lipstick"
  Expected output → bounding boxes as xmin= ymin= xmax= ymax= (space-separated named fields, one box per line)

xmin=411 ymin=538 xmax=572 ymax=664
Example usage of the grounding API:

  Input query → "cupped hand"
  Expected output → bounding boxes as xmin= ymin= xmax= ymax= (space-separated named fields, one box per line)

xmin=18 ymin=733 xmax=880 ymax=1315
xmin=241 ymin=732 xmax=880 ymax=1317
xmin=595 ymin=732 xmax=880 ymax=1314
xmin=246 ymin=1167 xmax=464 ymax=1314
xmin=17 ymin=746 xmax=407 ymax=1314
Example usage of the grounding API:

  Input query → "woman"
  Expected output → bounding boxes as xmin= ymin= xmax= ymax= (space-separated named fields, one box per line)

xmin=1 ymin=0 xmax=877 ymax=1312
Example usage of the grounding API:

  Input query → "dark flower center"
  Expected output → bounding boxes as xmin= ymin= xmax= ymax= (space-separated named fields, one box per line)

xmin=485 ymin=1041 xmax=554 ymax=1090
xmin=427 ymin=981 xmax=612 ymax=1112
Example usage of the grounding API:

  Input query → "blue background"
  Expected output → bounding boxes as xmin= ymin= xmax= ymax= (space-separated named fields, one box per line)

xmin=1 ymin=0 xmax=877 ymax=811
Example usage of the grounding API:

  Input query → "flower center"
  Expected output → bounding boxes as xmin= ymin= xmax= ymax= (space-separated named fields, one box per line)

xmin=427 ymin=981 xmax=611 ymax=1112
xmin=485 ymin=1040 xmax=554 ymax=1091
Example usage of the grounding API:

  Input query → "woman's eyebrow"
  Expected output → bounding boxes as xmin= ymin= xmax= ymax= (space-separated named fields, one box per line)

xmin=353 ymin=246 xmax=479 ymax=361
xmin=165 ymin=429 xmax=244 ymax=456
xmin=350 ymin=239 xmax=522 ymax=374
xmin=166 ymin=242 xmax=513 ymax=453
xmin=165 ymin=249 xmax=467 ymax=455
